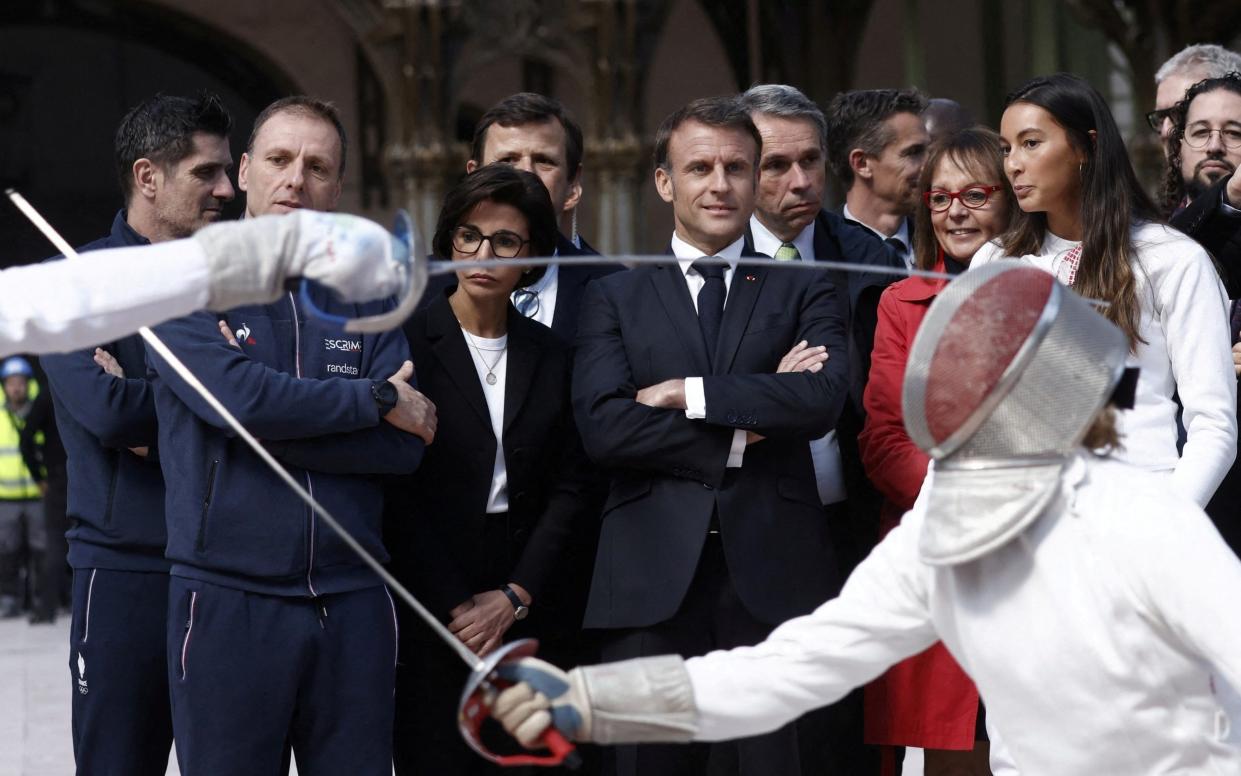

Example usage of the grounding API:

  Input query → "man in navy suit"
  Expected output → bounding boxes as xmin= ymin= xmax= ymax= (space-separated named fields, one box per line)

xmin=740 ymin=82 xmax=901 ymax=773
xmin=826 ymin=89 xmax=929 ymax=269
xmin=466 ymin=92 xmax=621 ymax=340
xmin=572 ymin=95 xmax=850 ymax=776
xmin=741 ymin=84 xmax=903 ymax=565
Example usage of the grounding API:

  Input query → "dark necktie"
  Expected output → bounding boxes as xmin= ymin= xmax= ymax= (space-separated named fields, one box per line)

xmin=691 ymin=259 xmax=726 ymax=362
xmin=885 ymin=236 xmax=907 ymax=256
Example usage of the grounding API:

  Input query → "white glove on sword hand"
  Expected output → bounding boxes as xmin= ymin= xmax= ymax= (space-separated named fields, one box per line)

xmin=193 ymin=210 xmax=407 ymax=310
xmin=493 ymin=654 xmax=699 ymax=748
xmin=493 ymin=658 xmax=592 ymax=748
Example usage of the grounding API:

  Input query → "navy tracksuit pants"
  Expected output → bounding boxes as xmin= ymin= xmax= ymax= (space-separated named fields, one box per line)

xmin=70 ymin=568 xmax=173 ymax=776
xmin=167 ymin=577 xmax=398 ymax=776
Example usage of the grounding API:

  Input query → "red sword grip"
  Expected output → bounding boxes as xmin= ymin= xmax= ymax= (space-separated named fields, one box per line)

xmin=539 ymin=728 xmax=580 ymax=769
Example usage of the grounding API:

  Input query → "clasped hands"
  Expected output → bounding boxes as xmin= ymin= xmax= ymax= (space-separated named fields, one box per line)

xmin=449 ymin=582 xmax=532 ymax=658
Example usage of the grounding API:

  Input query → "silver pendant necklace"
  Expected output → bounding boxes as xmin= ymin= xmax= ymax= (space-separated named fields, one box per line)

xmin=462 ymin=328 xmax=505 ymax=385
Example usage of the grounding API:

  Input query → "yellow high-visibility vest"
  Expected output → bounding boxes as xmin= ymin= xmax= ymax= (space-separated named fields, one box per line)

xmin=0 ymin=378 xmax=41 ymax=500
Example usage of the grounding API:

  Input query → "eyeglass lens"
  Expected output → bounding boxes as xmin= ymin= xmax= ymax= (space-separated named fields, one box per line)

xmin=453 ymin=227 xmax=527 ymax=258
xmin=1184 ymin=126 xmax=1241 ymax=150
xmin=927 ymin=187 xmax=992 ymax=211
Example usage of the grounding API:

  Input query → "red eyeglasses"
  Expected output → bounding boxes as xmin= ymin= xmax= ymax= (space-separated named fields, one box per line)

xmin=923 ymin=185 xmax=1004 ymax=212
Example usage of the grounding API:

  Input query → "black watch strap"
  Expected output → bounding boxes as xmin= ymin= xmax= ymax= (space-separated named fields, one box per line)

xmin=371 ymin=380 xmax=398 ymax=416
xmin=501 ymin=584 xmax=527 ymax=612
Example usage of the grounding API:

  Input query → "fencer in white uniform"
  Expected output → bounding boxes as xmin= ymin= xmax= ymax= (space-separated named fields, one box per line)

xmin=490 ymin=262 xmax=1241 ymax=776
xmin=0 ymin=210 xmax=406 ymax=356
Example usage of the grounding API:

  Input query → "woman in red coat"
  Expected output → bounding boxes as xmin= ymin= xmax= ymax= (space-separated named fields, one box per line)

xmin=859 ymin=127 xmax=1015 ymax=775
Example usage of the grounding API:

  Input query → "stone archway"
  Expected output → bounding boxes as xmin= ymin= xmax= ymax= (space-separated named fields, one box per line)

xmin=0 ymin=1 xmax=293 ymax=266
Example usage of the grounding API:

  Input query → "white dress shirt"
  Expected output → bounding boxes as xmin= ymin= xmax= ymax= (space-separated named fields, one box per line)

xmin=842 ymin=202 xmax=913 ymax=269
xmin=670 ymin=232 xmax=747 ymax=468
xmin=511 ymin=248 xmax=560 ymax=329
xmin=748 ymin=213 xmax=816 ymax=263
xmin=749 ymin=215 xmax=848 ymax=505
xmin=460 ymin=328 xmax=510 ymax=513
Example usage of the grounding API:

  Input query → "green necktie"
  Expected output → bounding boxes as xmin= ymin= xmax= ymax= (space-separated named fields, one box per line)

xmin=774 ymin=242 xmax=801 ymax=261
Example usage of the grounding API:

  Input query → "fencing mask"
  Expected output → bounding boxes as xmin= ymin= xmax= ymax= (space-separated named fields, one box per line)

xmin=901 ymin=261 xmax=1129 ymax=565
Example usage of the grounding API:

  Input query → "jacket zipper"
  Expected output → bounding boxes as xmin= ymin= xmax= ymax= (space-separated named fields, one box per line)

xmin=103 ymin=459 xmax=119 ymax=526
xmin=180 ymin=590 xmax=198 ymax=680
xmin=197 ymin=459 xmax=219 ymax=552
xmin=289 ymin=293 xmax=318 ymax=597
xmin=82 ymin=568 xmax=97 ymax=643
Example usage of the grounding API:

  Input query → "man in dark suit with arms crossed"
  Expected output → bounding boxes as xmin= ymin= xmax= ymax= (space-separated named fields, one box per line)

xmin=572 ymin=96 xmax=850 ymax=776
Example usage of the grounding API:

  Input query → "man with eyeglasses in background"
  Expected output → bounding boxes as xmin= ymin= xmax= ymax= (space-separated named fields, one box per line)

xmin=1149 ymin=44 xmax=1241 ymax=142
xmin=1163 ymin=69 xmax=1241 ymax=752
xmin=1163 ymin=73 xmax=1241 ymax=571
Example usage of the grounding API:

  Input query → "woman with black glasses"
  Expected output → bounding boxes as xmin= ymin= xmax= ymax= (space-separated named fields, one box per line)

xmin=387 ymin=164 xmax=594 ymax=774
xmin=859 ymin=127 xmax=1013 ymax=776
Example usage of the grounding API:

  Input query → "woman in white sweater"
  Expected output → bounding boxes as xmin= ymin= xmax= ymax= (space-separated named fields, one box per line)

xmin=972 ymin=73 xmax=1236 ymax=507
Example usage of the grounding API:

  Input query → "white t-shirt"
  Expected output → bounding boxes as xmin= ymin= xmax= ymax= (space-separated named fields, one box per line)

xmin=460 ymin=328 xmax=509 ymax=513
xmin=971 ymin=222 xmax=1237 ymax=506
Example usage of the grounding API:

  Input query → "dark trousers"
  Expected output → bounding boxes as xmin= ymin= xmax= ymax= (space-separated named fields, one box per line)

xmin=167 ymin=577 xmax=397 ymax=776
xmin=70 ymin=568 xmax=173 ymax=776
xmin=393 ymin=511 xmax=591 ymax=776
xmin=34 ymin=477 xmax=68 ymax=619
xmin=0 ymin=498 xmax=42 ymax=607
xmin=599 ymin=533 xmax=821 ymax=776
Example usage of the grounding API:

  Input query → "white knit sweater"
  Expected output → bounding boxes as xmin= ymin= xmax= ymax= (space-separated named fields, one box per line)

xmin=972 ymin=223 xmax=1237 ymax=506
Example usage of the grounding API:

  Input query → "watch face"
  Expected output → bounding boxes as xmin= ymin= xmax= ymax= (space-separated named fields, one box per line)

xmin=514 ymin=605 xmax=529 ymax=621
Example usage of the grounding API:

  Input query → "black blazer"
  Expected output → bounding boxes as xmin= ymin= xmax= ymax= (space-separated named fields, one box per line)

xmin=551 ymin=233 xmax=623 ymax=340
xmin=573 ymin=247 xmax=850 ymax=629
xmin=748 ymin=211 xmax=906 ymax=573
xmin=1171 ymin=174 xmax=1241 ymax=298
xmin=388 ymin=290 xmax=593 ymax=620
xmin=1172 ymin=175 xmax=1241 ymax=555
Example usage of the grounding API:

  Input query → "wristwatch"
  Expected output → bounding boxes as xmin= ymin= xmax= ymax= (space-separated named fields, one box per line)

xmin=501 ymin=584 xmax=529 ymax=621
xmin=371 ymin=380 xmax=398 ymax=416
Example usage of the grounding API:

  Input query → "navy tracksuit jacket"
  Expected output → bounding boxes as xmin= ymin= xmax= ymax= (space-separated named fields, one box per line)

xmin=43 ymin=212 xmax=168 ymax=572
xmin=41 ymin=211 xmax=174 ymax=775
xmin=148 ymin=287 xmax=424 ymax=595
xmin=147 ymin=284 xmax=423 ymax=775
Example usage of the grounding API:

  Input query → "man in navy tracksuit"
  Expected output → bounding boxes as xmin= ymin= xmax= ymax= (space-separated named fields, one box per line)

xmin=41 ymin=93 xmax=236 ymax=775
xmin=146 ymin=96 xmax=434 ymax=775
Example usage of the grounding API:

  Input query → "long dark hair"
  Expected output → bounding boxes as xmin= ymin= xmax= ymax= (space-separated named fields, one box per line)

xmin=912 ymin=127 xmax=1014 ymax=271
xmin=1160 ymin=72 xmax=1241 ymax=214
xmin=1000 ymin=73 xmax=1160 ymax=348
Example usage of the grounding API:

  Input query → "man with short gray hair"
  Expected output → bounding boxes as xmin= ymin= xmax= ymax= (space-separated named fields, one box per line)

xmin=740 ymin=82 xmax=899 ymax=551
xmin=1151 ymin=43 xmax=1241 ymax=140
xmin=740 ymin=82 xmax=900 ymax=773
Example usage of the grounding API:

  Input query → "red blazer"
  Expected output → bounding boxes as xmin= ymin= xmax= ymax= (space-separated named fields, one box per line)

xmin=858 ymin=260 xmax=980 ymax=751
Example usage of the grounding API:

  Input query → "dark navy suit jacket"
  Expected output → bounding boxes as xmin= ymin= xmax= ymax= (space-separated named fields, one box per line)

xmin=573 ymin=241 xmax=848 ymax=628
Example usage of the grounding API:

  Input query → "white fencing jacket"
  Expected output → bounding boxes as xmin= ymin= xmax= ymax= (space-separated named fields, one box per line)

xmin=0 ymin=239 xmax=209 ymax=357
xmin=683 ymin=454 xmax=1241 ymax=775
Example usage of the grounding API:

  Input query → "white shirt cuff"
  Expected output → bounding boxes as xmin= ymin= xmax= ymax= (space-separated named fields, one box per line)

xmin=684 ymin=377 xmax=744 ymax=467
xmin=684 ymin=377 xmax=707 ymax=419
xmin=726 ymin=429 xmax=746 ymax=468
